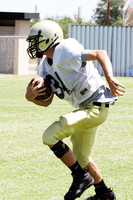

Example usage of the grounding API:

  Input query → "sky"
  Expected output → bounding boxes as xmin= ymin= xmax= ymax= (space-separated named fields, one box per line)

xmin=0 ymin=0 xmax=100 ymax=21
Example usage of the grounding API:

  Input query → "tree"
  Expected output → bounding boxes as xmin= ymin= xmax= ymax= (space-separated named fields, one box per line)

xmin=93 ymin=0 xmax=125 ymax=26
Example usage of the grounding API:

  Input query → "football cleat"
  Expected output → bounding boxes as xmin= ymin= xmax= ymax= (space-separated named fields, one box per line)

xmin=84 ymin=188 xmax=116 ymax=200
xmin=64 ymin=170 xmax=94 ymax=200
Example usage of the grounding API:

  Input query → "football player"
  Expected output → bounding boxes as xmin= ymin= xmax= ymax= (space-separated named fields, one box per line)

xmin=25 ymin=20 xmax=125 ymax=200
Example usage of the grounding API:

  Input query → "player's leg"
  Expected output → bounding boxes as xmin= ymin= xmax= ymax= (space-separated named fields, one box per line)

xmin=84 ymin=161 xmax=116 ymax=199
xmin=70 ymin=110 xmax=116 ymax=200
xmin=42 ymin=104 xmax=108 ymax=199
xmin=70 ymin=127 xmax=102 ymax=184
xmin=71 ymin=131 xmax=116 ymax=200
xmin=42 ymin=108 xmax=101 ymax=199
xmin=84 ymin=163 xmax=116 ymax=200
xmin=48 ymin=141 xmax=94 ymax=200
xmin=42 ymin=127 xmax=94 ymax=199
xmin=84 ymin=160 xmax=102 ymax=184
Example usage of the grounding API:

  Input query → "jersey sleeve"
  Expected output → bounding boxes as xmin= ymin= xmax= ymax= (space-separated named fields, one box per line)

xmin=53 ymin=38 xmax=85 ymax=72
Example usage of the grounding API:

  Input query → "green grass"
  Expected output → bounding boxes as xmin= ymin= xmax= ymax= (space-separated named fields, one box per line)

xmin=0 ymin=75 xmax=133 ymax=200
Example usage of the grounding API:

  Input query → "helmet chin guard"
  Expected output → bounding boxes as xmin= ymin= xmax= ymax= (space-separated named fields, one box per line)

xmin=26 ymin=20 xmax=63 ymax=59
xmin=36 ymin=51 xmax=43 ymax=59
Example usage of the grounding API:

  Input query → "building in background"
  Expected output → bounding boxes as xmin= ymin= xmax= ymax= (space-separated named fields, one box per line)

xmin=0 ymin=12 xmax=39 ymax=75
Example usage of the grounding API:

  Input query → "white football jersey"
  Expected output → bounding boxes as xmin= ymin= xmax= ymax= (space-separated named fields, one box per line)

xmin=38 ymin=38 xmax=116 ymax=107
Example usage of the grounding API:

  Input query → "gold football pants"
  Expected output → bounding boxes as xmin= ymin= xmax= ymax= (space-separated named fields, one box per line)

xmin=42 ymin=102 xmax=109 ymax=168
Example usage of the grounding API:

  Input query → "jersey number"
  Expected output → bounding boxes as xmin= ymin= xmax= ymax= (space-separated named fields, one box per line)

xmin=46 ymin=74 xmax=65 ymax=99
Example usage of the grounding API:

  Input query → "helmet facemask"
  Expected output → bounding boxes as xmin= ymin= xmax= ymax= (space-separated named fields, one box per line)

xmin=27 ymin=30 xmax=59 ymax=59
xmin=27 ymin=30 xmax=44 ymax=59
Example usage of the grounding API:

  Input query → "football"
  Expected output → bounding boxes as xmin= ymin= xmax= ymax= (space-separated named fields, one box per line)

xmin=30 ymin=77 xmax=53 ymax=101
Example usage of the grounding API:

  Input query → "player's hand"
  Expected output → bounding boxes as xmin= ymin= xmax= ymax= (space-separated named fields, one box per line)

xmin=107 ymin=76 xmax=125 ymax=96
xmin=25 ymin=78 xmax=46 ymax=101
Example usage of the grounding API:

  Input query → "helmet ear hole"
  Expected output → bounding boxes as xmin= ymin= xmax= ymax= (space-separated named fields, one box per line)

xmin=46 ymin=38 xmax=50 ymax=44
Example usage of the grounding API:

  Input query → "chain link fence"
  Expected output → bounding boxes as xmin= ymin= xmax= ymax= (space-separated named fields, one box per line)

xmin=0 ymin=36 xmax=38 ymax=74
xmin=0 ymin=36 xmax=15 ymax=73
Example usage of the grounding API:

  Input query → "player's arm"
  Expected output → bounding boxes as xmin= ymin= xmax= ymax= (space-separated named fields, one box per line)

xmin=28 ymin=94 xmax=54 ymax=107
xmin=25 ymin=79 xmax=54 ymax=107
xmin=85 ymin=50 xmax=125 ymax=96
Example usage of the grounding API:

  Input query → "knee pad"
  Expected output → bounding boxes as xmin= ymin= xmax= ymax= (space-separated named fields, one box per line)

xmin=50 ymin=140 xmax=69 ymax=158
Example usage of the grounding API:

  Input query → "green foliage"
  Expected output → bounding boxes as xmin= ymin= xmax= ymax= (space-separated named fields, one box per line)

xmin=93 ymin=0 xmax=125 ymax=26
xmin=57 ymin=17 xmax=74 ymax=38
xmin=112 ymin=15 xmax=123 ymax=26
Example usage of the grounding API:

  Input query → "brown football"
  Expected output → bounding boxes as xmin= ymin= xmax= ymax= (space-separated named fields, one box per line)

xmin=30 ymin=77 xmax=52 ymax=101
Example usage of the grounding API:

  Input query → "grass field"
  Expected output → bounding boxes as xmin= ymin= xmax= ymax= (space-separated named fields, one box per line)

xmin=0 ymin=75 xmax=133 ymax=200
